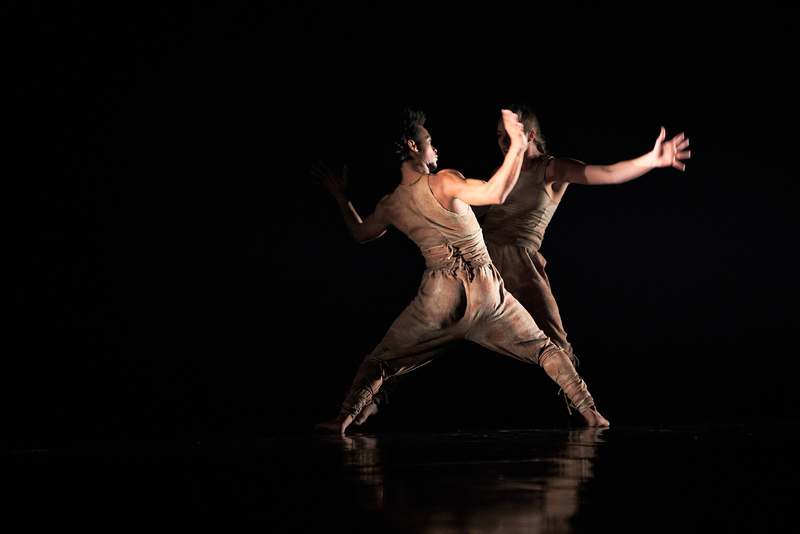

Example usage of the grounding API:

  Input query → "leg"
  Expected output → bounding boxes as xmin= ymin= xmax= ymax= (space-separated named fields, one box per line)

xmin=353 ymin=374 xmax=402 ymax=425
xmin=539 ymin=347 xmax=609 ymax=427
xmin=316 ymin=357 xmax=391 ymax=434
xmin=468 ymin=266 xmax=609 ymax=426
xmin=488 ymin=243 xmax=578 ymax=366
xmin=357 ymin=247 xmax=574 ymax=426
xmin=316 ymin=272 xmax=464 ymax=433
xmin=353 ymin=403 xmax=378 ymax=425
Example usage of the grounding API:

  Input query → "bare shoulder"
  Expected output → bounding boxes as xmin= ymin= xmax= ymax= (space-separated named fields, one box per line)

xmin=429 ymin=169 xmax=468 ymax=195
xmin=433 ymin=169 xmax=466 ymax=181
xmin=546 ymin=158 xmax=581 ymax=199
xmin=549 ymin=157 xmax=586 ymax=180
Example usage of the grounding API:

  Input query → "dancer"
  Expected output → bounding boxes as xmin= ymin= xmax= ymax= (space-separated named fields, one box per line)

xmin=484 ymin=103 xmax=690 ymax=364
xmin=314 ymin=109 xmax=608 ymax=434
xmin=355 ymin=104 xmax=691 ymax=426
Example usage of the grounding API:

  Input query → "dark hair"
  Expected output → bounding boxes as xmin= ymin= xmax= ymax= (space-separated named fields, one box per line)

xmin=394 ymin=109 xmax=427 ymax=164
xmin=507 ymin=103 xmax=548 ymax=155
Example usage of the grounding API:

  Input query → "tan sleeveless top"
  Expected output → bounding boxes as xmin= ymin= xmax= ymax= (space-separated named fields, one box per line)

xmin=393 ymin=173 xmax=492 ymax=272
xmin=481 ymin=156 xmax=558 ymax=251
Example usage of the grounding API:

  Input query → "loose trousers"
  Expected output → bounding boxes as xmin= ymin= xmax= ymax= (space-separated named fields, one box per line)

xmin=341 ymin=264 xmax=593 ymax=417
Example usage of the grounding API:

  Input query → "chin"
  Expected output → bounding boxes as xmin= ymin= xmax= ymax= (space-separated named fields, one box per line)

xmin=429 ymin=162 xmax=438 ymax=173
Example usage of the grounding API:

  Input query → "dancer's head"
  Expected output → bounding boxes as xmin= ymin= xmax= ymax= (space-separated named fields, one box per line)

xmin=395 ymin=109 xmax=438 ymax=172
xmin=498 ymin=103 xmax=547 ymax=156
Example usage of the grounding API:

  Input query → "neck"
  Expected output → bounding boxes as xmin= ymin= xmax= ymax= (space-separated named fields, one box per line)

xmin=400 ymin=160 xmax=429 ymax=184
xmin=521 ymin=146 xmax=545 ymax=171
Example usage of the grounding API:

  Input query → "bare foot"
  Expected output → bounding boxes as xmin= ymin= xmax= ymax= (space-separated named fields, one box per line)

xmin=353 ymin=403 xmax=378 ymax=425
xmin=315 ymin=413 xmax=355 ymax=434
xmin=581 ymin=407 xmax=610 ymax=428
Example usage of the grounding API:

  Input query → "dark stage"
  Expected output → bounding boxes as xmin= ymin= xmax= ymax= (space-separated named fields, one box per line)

xmin=10 ymin=7 xmax=799 ymax=533
xmin=8 ymin=423 xmax=798 ymax=532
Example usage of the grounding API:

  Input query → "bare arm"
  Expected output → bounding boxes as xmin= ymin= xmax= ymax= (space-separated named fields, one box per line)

xmin=312 ymin=164 xmax=392 ymax=243
xmin=553 ymin=127 xmax=691 ymax=185
xmin=434 ymin=110 xmax=528 ymax=207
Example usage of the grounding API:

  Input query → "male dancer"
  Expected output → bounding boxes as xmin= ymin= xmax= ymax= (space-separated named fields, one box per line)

xmin=356 ymin=104 xmax=690 ymax=425
xmin=315 ymin=110 xmax=609 ymax=434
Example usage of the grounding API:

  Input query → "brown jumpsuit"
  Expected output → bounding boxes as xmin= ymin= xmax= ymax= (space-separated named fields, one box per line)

xmin=481 ymin=156 xmax=578 ymax=365
xmin=339 ymin=173 xmax=594 ymax=418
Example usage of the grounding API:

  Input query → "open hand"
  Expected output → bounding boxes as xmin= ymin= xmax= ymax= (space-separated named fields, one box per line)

xmin=311 ymin=163 xmax=349 ymax=200
xmin=501 ymin=109 xmax=528 ymax=152
xmin=651 ymin=128 xmax=691 ymax=171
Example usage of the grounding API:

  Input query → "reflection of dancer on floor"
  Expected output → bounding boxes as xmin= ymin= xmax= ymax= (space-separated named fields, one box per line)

xmin=314 ymin=109 xmax=609 ymax=434
xmin=356 ymin=103 xmax=690 ymax=426
xmin=334 ymin=428 xmax=606 ymax=530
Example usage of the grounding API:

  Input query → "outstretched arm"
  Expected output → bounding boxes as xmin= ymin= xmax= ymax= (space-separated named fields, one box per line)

xmin=554 ymin=128 xmax=691 ymax=185
xmin=312 ymin=164 xmax=391 ymax=243
xmin=436 ymin=110 xmax=529 ymax=206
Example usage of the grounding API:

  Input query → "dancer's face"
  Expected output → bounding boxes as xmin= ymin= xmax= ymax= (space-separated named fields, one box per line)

xmin=496 ymin=118 xmax=511 ymax=156
xmin=413 ymin=126 xmax=438 ymax=172
xmin=498 ymin=118 xmax=536 ymax=157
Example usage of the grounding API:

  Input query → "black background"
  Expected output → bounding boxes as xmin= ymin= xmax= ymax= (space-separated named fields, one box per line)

xmin=15 ymin=7 xmax=798 ymax=448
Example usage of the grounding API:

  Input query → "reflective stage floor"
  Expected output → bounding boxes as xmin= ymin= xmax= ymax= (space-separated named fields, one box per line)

xmin=8 ymin=423 xmax=798 ymax=532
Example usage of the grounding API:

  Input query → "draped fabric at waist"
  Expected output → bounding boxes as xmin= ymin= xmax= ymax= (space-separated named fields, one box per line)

xmin=419 ymin=230 xmax=491 ymax=271
xmin=482 ymin=230 xmax=543 ymax=252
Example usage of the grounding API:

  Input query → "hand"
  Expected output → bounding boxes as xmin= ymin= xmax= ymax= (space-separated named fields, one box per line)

xmin=311 ymin=163 xmax=349 ymax=200
xmin=650 ymin=127 xmax=691 ymax=171
xmin=501 ymin=109 xmax=528 ymax=152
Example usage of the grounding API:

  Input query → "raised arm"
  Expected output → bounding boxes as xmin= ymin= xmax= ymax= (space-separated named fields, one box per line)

xmin=553 ymin=127 xmax=691 ymax=185
xmin=434 ymin=110 xmax=529 ymax=208
xmin=312 ymin=164 xmax=392 ymax=244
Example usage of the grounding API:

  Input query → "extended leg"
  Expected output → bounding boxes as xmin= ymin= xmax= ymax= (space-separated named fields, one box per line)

xmin=316 ymin=273 xmax=464 ymax=434
xmin=354 ymin=374 xmax=402 ymax=425
xmin=468 ymin=267 xmax=609 ymax=427
xmin=539 ymin=347 xmax=609 ymax=427
xmin=316 ymin=358 xmax=386 ymax=434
